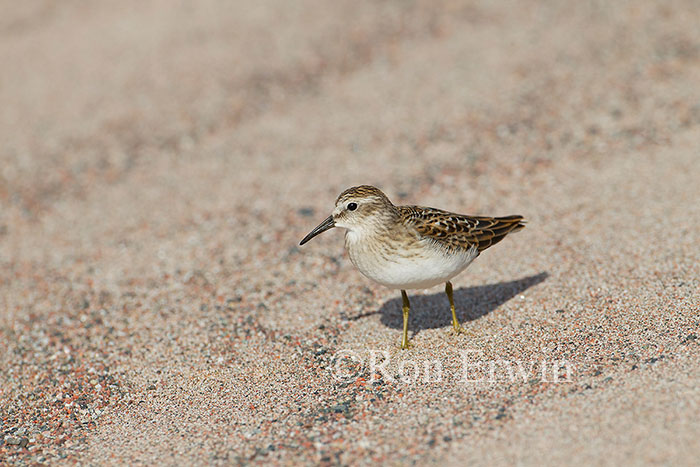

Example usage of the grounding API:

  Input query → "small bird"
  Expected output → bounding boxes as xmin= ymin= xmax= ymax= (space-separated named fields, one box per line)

xmin=300 ymin=185 xmax=525 ymax=349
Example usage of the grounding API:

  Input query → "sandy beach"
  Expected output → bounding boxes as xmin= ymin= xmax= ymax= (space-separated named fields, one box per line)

xmin=1 ymin=1 xmax=699 ymax=464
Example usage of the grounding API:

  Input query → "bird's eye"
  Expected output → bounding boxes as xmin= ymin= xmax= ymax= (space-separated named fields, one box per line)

xmin=347 ymin=202 xmax=358 ymax=211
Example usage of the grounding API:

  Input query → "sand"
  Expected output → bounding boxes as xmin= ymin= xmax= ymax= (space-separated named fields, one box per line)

xmin=1 ymin=0 xmax=699 ymax=465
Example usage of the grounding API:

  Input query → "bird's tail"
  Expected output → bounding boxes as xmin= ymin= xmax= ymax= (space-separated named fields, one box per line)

xmin=472 ymin=215 xmax=525 ymax=251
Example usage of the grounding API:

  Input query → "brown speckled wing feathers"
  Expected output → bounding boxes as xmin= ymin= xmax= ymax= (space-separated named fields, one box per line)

xmin=398 ymin=206 xmax=525 ymax=252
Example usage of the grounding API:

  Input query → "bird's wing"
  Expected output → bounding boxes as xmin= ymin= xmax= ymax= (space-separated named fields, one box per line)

xmin=398 ymin=205 xmax=525 ymax=252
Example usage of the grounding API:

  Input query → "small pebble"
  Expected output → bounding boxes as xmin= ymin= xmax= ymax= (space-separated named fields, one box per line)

xmin=5 ymin=436 xmax=21 ymax=445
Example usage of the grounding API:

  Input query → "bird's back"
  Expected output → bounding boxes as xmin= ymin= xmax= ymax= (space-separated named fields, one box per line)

xmin=398 ymin=205 xmax=525 ymax=254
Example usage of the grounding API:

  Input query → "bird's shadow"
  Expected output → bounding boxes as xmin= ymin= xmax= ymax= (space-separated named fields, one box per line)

xmin=350 ymin=272 xmax=548 ymax=332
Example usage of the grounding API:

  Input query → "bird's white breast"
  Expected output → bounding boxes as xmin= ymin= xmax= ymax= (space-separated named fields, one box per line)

xmin=344 ymin=230 xmax=478 ymax=290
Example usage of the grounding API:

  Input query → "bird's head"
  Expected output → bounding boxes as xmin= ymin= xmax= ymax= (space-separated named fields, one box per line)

xmin=299 ymin=185 xmax=396 ymax=245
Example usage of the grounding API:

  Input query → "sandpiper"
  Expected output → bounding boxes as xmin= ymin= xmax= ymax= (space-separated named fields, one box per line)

xmin=300 ymin=185 xmax=525 ymax=349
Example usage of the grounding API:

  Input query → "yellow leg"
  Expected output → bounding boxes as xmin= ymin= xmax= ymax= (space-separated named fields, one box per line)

xmin=401 ymin=290 xmax=412 ymax=349
xmin=446 ymin=281 xmax=463 ymax=334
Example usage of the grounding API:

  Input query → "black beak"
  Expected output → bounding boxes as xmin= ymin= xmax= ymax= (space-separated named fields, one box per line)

xmin=300 ymin=216 xmax=335 ymax=245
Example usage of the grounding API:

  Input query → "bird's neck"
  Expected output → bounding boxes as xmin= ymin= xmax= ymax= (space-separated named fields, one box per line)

xmin=344 ymin=210 xmax=399 ymax=246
